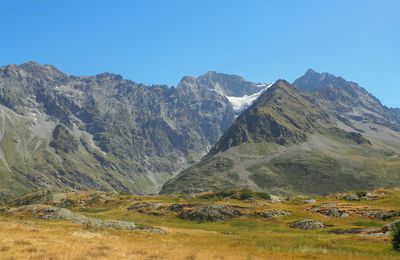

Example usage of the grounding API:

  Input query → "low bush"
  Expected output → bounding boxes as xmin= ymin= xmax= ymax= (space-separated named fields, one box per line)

xmin=200 ymin=189 xmax=270 ymax=201
xmin=239 ymin=189 xmax=256 ymax=200
xmin=355 ymin=191 xmax=367 ymax=198
xmin=392 ymin=223 xmax=400 ymax=252
xmin=255 ymin=192 xmax=271 ymax=200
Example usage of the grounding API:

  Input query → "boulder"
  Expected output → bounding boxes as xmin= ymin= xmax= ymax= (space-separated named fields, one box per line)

xmin=290 ymin=219 xmax=325 ymax=230
xmin=346 ymin=194 xmax=359 ymax=201
xmin=382 ymin=220 xmax=400 ymax=232
xmin=260 ymin=210 xmax=291 ymax=218
xmin=168 ymin=203 xmax=197 ymax=212
xmin=311 ymin=204 xmax=349 ymax=218
xmin=127 ymin=202 xmax=163 ymax=210
xmin=361 ymin=210 xmax=400 ymax=220
xmin=178 ymin=204 xmax=241 ymax=222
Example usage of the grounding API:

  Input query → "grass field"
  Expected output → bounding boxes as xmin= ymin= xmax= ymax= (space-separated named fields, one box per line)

xmin=1 ymin=188 xmax=400 ymax=259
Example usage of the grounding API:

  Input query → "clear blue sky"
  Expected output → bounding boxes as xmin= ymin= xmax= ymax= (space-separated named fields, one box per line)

xmin=0 ymin=0 xmax=399 ymax=107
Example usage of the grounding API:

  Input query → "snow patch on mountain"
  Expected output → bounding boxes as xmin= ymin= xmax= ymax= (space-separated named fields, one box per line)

xmin=226 ymin=82 xmax=274 ymax=112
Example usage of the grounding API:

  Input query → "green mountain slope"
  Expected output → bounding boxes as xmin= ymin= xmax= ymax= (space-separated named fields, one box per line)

xmin=161 ymin=74 xmax=400 ymax=195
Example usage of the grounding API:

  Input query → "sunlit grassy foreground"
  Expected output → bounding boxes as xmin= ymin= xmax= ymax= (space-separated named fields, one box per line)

xmin=1 ymin=188 xmax=400 ymax=259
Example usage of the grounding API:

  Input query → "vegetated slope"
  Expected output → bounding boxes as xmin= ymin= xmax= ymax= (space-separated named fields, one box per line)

xmin=0 ymin=62 xmax=269 ymax=198
xmin=161 ymin=72 xmax=400 ymax=195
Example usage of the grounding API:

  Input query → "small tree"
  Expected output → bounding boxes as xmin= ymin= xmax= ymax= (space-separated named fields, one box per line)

xmin=391 ymin=223 xmax=400 ymax=252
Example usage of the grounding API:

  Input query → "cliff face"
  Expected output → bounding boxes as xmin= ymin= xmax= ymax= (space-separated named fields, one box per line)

xmin=0 ymin=62 xmax=262 ymax=197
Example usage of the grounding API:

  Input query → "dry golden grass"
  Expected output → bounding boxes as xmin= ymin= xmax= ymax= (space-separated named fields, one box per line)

xmin=0 ymin=217 xmax=396 ymax=260
xmin=1 ymin=188 xmax=400 ymax=259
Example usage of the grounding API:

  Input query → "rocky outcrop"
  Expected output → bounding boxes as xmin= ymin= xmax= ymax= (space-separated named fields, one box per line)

xmin=330 ymin=228 xmax=383 ymax=235
xmin=290 ymin=219 xmax=325 ymax=230
xmin=127 ymin=202 xmax=163 ymax=210
xmin=346 ymin=194 xmax=360 ymax=201
xmin=311 ymin=203 xmax=349 ymax=218
xmin=361 ymin=210 xmax=400 ymax=220
xmin=178 ymin=204 xmax=241 ymax=222
xmin=49 ymin=125 xmax=79 ymax=153
xmin=259 ymin=210 xmax=291 ymax=218
xmin=330 ymin=220 xmax=400 ymax=237
xmin=310 ymin=202 xmax=400 ymax=220
xmin=12 ymin=205 xmax=166 ymax=234
xmin=10 ymin=204 xmax=165 ymax=234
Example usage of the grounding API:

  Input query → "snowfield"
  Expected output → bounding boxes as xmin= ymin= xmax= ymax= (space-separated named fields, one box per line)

xmin=226 ymin=82 xmax=274 ymax=112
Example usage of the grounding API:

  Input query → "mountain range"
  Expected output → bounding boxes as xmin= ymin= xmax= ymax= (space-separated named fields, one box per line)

xmin=0 ymin=62 xmax=269 ymax=197
xmin=161 ymin=70 xmax=400 ymax=195
xmin=0 ymin=62 xmax=399 ymax=198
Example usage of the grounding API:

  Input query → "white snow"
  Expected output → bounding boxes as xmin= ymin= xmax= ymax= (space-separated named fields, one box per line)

xmin=226 ymin=82 xmax=274 ymax=112
xmin=31 ymin=112 xmax=37 ymax=121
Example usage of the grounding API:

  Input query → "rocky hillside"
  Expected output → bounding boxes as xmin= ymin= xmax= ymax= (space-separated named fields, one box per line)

xmin=161 ymin=71 xmax=400 ymax=195
xmin=0 ymin=62 xmax=268 ymax=198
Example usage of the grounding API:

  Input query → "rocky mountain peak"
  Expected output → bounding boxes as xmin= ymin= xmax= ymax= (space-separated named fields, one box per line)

xmin=293 ymin=69 xmax=391 ymax=124
xmin=294 ymin=69 xmax=348 ymax=92
xmin=18 ymin=61 xmax=67 ymax=79
xmin=95 ymin=72 xmax=124 ymax=82
xmin=209 ymin=80 xmax=324 ymax=154
xmin=196 ymin=71 xmax=260 ymax=96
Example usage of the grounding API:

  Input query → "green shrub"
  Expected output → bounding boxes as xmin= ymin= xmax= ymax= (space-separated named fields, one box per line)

xmin=352 ymin=221 xmax=381 ymax=227
xmin=215 ymin=190 xmax=235 ymax=198
xmin=60 ymin=198 xmax=77 ymax=208
xmin=355 ymin=191 xmax=367 ymax=198
xmin=392 ymin=223 xmax=400 ymax=252
xmin=239 ymin=189 xmax=256 ymax=200
xmin=198 ymin=193 xmax=214 ymax=199
xmin=200 ymin=189 xmax=270 ymax=201
xmin=199 ymin=190 xmax=235 ymax=200
xmin=86 ymin=194 xmax=101 ymax=205
xmin=255 ymin=192 xmax=271 ymax=200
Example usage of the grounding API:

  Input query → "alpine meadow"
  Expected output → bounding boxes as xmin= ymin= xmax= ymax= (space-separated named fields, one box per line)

xmin=0 ymin=1 xmax=400 ymax=259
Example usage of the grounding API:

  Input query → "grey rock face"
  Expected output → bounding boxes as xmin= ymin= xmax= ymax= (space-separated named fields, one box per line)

xmin=0 ymin=62 xmax=261 ymax=196
xmin=294 ymin=69 xmax=400 ymax=130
